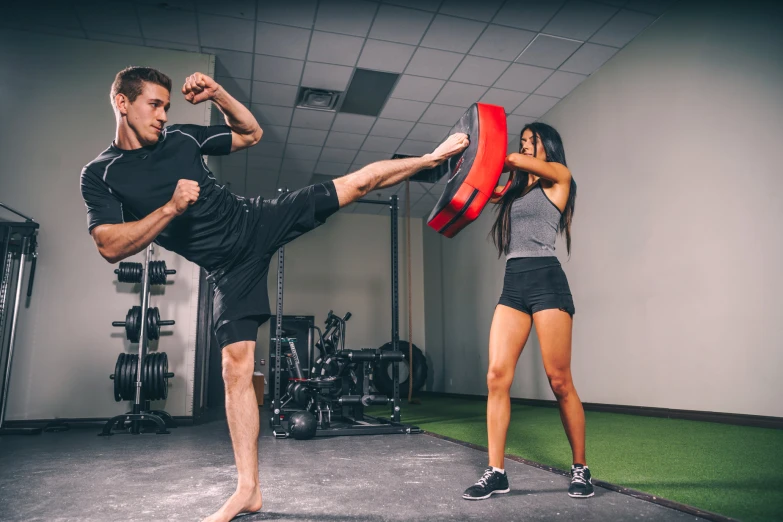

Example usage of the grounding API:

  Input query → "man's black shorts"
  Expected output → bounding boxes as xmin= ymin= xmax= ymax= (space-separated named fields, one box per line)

xmin=211 ymin=181 xmax=339 ymax=348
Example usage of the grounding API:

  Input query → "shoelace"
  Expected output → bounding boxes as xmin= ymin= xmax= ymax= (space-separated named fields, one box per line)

xmin=571 ymin=467 xmax=587 ymax=485
xmin=476 ymin=468 xmax=495 ymax=487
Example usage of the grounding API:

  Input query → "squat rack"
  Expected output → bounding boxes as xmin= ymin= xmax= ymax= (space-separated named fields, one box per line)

xmin=269 ymin=194 xmax=420 ymax=437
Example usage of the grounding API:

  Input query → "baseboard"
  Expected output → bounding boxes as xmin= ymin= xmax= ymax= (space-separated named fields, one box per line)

xmin=420 ymin=391 xmax=783 ymax=430
xmin=2 ymin=415 xmax=195 ymax=429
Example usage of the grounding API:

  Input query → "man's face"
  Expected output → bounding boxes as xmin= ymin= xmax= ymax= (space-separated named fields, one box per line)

xmin=123 ymin=81 xmax=170 ymax=146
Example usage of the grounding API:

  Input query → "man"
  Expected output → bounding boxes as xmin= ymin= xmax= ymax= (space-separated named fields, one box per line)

xmin=80 ymin=66 xmax=468 ymax=522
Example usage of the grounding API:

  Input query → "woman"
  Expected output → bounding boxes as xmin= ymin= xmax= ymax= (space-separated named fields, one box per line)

xmin=462 ymin=122 xmax=591 ymax=500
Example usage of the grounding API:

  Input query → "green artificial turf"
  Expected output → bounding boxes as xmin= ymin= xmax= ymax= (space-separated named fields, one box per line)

xmin=370 ymin=395 xmax=783 ymax=522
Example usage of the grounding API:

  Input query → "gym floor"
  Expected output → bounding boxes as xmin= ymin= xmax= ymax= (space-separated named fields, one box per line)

xmin=0 ymin=413 xmax=706 ymax=522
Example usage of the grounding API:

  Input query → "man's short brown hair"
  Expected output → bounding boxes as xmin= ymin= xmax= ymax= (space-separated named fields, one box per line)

xmin=110 ymin=66 xmax=172 ymax=109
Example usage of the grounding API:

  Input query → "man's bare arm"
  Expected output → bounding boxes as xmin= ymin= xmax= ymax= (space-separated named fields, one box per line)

xmin=90 ymin=179 xmax=200 ymax=263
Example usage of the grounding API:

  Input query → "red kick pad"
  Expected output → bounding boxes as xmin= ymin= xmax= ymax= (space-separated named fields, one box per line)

xmin=427 ymin=103 xmax=507 ymax=238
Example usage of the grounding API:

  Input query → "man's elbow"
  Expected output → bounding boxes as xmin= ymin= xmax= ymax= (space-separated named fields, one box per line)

xmin=98 ymin=246 xmax=121 ymax=264
xmin=250 ymin=127 xmax=263 ymax=146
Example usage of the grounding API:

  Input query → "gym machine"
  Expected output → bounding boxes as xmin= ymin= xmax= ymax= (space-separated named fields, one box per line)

xmin=269 ymin=194 xmax=422 ymax=438
xmin=100 ymin=244 xmax=177 ymax=436
xmin=0 ymin=203 xmax=40 ymax=436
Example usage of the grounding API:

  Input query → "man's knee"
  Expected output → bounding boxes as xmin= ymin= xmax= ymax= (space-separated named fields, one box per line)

xmin=222 ymin=341 xmax=254 ymax=385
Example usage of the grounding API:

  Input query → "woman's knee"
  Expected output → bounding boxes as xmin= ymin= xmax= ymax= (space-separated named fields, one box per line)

xmin=487 ymin=366 xmax=513 ymax=393
xmin=547 ymin=372 xmax=574 ymax=399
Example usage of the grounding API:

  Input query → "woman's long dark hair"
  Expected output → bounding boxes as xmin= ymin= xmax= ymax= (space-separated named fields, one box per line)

xmin=490 ymin=122 xmax=577 ymax=258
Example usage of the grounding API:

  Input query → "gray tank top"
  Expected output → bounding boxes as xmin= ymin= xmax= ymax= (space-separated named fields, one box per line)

xmin=506 ymin=182 xmax=563 ymax=260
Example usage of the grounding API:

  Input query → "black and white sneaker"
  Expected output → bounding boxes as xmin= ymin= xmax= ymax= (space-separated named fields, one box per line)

xmin=568 ymin=464 xmax=594 ymax=498
xmin=462 ymin=468 xmax=510 ymax=500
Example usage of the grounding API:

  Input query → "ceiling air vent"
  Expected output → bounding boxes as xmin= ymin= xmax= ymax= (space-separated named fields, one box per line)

xmin=297 ymin=88 xmax=340 ymax=111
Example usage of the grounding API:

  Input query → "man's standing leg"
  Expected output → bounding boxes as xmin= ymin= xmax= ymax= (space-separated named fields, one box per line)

xmin=204 ymin=340 xmax=263 ymax=522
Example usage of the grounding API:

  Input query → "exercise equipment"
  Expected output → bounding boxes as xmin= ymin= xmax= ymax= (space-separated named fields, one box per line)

xmin=0 ymin=203 xmax=41 ymax=436
xmin=288 ymin=410 xmax=317 ymax=440
xmin=100 ymin=245 xmax=177 ymax=436
xmin=112 ymin=306 xmax=175 ymax=342
xmin=427 ymin=102 xmax=508 ymax=238
xmin=115 ymin=260 xmax=175 ymax=285
xmin=371 ymin=341 xmax=427 ymax=399
xmin=269 ymin=193 xmax=421 ymax=438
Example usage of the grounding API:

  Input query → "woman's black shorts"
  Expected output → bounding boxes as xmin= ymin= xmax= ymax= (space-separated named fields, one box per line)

xmin=498 ymin=257 xmax=575 ymax=317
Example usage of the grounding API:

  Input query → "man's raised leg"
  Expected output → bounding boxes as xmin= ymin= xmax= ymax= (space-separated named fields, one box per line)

xmin=332 ymin=133 xmax=468 ymax=207
xmin=203 ymin=341 xmax=263 ymax=522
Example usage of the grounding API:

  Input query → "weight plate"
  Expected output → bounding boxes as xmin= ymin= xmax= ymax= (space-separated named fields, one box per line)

xmin=161 ymin=352 xmax=169 ymax=400
xmin=113 ymin=353 xmax=123 ymax=401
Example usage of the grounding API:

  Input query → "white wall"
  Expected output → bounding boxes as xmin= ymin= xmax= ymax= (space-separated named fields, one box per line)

xmin=425 ymin=0 xmax=783 ymax=417
xmin=256 ymin=211 xmax=426 ymax=390
xmin=0 ymin=30 xmax=214 ymax=420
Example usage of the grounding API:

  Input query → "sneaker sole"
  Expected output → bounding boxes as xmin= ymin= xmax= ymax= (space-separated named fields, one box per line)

xmin=462 ymin=488 xmax=510 ymax=501
xmin=568 ymin=491 xmax=595 ymax=498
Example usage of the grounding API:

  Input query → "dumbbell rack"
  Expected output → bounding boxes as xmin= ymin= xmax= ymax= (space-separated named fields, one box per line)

xmin=99 ymin=244 xmax=177 ymax=436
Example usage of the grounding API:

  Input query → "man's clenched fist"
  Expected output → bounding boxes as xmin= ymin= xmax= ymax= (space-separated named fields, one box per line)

xmin=167 ymin=179 xmax=200 ymax=216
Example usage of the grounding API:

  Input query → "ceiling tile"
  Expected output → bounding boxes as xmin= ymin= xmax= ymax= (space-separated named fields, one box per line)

xmin=407 ymin=123 xmax=451 ymax=142
xmin=138 ymin=5 xmax=198 ymax=44
xmin=257 ymin=0 xmax=317 ymax=28
xmin=624 ymin=0 xmax=676 ymax=15
xmin=218 ymin=76 xmax=252 ymax=103
xmin=478 ymin=88 xmax=528 ymax=113
xmin=252 ymin=81 xmax=298 ymax=107
xmin=516 ymin=34 xmax=581 ymax=69
xmin=247 ymin=155 xmax=283 ymax=172
xmin=533 ymin=71 xmax=587 ymax=97
xmin=450 ymin=56 xmax=510 ymax=87
xmin=589 ymin=9 xmax=657 ymax=47
xmin=319 ymin=147 xmax=359 ymax=163
xmin=253 ymin=55 xmax=304 ymax=86
xmin=391 ymin=76 xmax=446 ymax=103
xmin=331 ymin=114 xmax=377 ymax=134
xmin=438 ymin=0 xmax=506 ymax=22
xmin=146 ymin=40 xmax=200 ymax=52
xmin=404 ymin=48 xmax=464 ymax=80
xmin=301 ymin=62 xmax=354 ymax=91
xmin=198 ymin=13 xmax=255 ymax=52
xmin=370 ymin=119 xmax=416 ymax=138
xmin=354 ymin=150 xmax=392 ymax=166
xmin=282 ymin=157 xmax=317 ymax=172
xmin=250 ymin=104 xmax=293 ymax=126
xmin=469 ymin=24 xmax=536 ymax=61
xmin=434 ymin=83 xmax=488 ymax=108
xmin=361 ymin=136 xmax=403 ymax=153
xmin=420 ymin=15 xmax=487 ymax=53
xmin=291 ymin=108 xmax=336 ymax=130
xmin=369 ymin=4 xmax=434 ymax=45
xmin=87 ymin=32 xmax=144 ymax=46
xmin=197 ymin=0 xmax=255 ymax=20
xmin=325 ymin=131 xmax=367 ymax=149
xmin=379 ymin=99 xmax=430 ymax=122
xmin=255 ymin=22 xmax=311 ymax=59
xmin=506 ymin=115 xmax=537 ymax=134
xmin=307 ymin=31 xmax=364 ymax=66
xmin=357 ymin=40 xmax=417 ymax=74
xmin=493 ymin=63 xmax=554 ymax=93
xmin=76 ymin=2 xmax=141 ymax=37
xmin=258 ymin=125 xmax=290 ymax=143
xmin=315 ymin=161 xmax=352 ymax=176
xmin=288 ymin=127 xmax=329 ymax=146
xmin=315 ymin=0 xmax=378 ymax=37
xmin=560 ymin=43 xmax=618 ymax=74
xmin=418 ymin=104 xmax=466 ymax=126
xmin=543 ymin=0 xmax=619 ymax=41
xmin=285 ymin=143 xmax=323 ymax=160
xmin=204 ymin=48 xmax=253 ymax=80
xmin=512 ymin=94 xmax=560 ymax=117
xmin=381 ymin=0 xmax=442 ymax=11
xmin=10 ymin=3 xmax=83 ymax=30
xmin=246 ymin=172 xmax=280 ymax=196
xmin=133 ymin=0 xmax=194 ymax=10
xmin=248 ymin=141 xmax=286 ymax=158
xmin=491 ymin=0 xmax=566 ymax=32
xmin=279 ymin=170 xmax=314 ymax=190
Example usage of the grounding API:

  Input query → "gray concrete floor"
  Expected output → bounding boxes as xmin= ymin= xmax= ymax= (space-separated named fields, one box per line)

xmin=0 ymin=413 xmax=706 ymax=521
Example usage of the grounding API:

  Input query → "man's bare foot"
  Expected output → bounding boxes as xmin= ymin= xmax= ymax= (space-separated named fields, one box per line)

xmin=202 ymin=487 xmax=262 ymax=522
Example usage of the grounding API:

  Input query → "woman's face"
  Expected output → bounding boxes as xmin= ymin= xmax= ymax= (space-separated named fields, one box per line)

xmin=520 ymin=129 xmax=546 ymax=161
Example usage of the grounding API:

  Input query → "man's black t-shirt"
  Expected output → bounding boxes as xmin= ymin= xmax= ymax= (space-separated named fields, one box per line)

xmin=80 ymin=124 xmax=248 ymax=271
